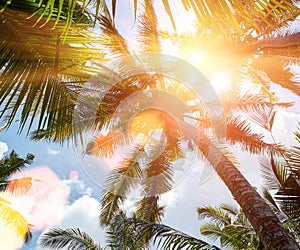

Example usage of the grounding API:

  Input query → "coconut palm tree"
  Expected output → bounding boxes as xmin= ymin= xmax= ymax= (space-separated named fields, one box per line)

xmin=88 ymin=5 xmax=298 ymax=250
xmin=1 ymin=0 xmax=300 ymax=249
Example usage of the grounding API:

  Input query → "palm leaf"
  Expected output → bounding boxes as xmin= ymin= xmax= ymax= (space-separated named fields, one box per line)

xmin=97 ymin=13 xmax=130 ymax=58
xmin=225 ymin=117 xmax=282 ymax=156
xmin=0 ymin=195 xmax=29 ymax=241
xmin=0 ymin=150 xmax=34 ymax=190
xmin=100 ymin=155 xmax=142 ymax=225
xmin=262 ymin=187 xmax=280 ymax=210
xmin=0 ymin=7 xmax=103 ymax=141
xmin=106 ymin=212 xmax=148 ymax=249
xmin=1 ymin=0 xmax=99 ymax=34
xmin=39 ymin=228 xmax=102 ymax=250
xmin=197 ymin=206 xmax=232 ymax=227
xmin=251 ymin=51 xmax=300 ymax=97
xmin=126 ymin=218 xmax=220 ymax=250
xmin=137 ymin=0 xmax=161 ymax=53
xmin=124 ymin=0 xmax=300 ymax=39
xmin=260 ymin=155 xmax=288 ymax=190
xmin=200 ymin=222 xmax=227 ymax=244
xmin=222 ymin=91 xmax=293 ymax=114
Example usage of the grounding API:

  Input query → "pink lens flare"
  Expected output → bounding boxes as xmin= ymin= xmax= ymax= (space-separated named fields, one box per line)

xmin=9 ymin=166 xmax=70 ymax=230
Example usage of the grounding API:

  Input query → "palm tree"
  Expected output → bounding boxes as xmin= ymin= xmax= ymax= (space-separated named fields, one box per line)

xmin=90 ymin=5 xmax=299 ymax=250
xmin=1 ymin=0 xmax=300 ymax=249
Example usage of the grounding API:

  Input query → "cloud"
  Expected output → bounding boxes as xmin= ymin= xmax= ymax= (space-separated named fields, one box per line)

xmin=47 ymin=147 xmax=60 ymax=156
xmin=161 ymin=163 xmax=235 ymax=243
xmin=36 ymin=195 xmax=105 ymax=250
xmin=63 ymin=178 xmax=93 ymax=197
xmin=272 ymin=110 xmax=300 ymax=145
xmin=10 ymin=166 xmax=70 ymax=231
xmin=0 ymin=141 xmax=8 ymax=159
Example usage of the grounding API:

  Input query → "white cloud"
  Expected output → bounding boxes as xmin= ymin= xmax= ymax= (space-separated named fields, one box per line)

xmin=160 ymin=189 xmax=178 ymax=208
xmin=36 ymin=195 xmax=105 ymax=250
xmin=63 ymin=178 xmax=93 ymax=197
xmin=272 ymin=110 xmax=300 ymax=146
xmin=47 ymin=148 xmax=60 ymax=156
xmin=161 ymin=163 xmax=235 ymax=244
xmin=0 ymin=141 xmax=8 ymax=159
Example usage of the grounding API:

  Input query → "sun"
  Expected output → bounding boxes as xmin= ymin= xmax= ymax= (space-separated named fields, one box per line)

xmin=210 ymin=72 xmax=232 ymax=94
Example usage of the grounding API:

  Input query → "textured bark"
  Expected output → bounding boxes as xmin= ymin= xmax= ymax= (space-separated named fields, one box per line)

xmin=180 ymin=122 xmax=299 ymax=249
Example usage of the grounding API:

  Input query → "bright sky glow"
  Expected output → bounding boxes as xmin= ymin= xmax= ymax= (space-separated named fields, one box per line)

xmin=210 ymin=72 xmax=232 ymax=93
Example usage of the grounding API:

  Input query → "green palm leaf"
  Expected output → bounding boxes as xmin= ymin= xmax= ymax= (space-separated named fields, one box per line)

xmin=0 ymin=7 xmax=103 ymax=141
xmin=126 ymin=218 xmax=220 ymax=250
xmin=100 ymin=155 xmax=142 ymax=225
xmin=197 ymin=206 xmax=232 ymax=227
xmin=1 ymin=0 xmax=100 ymax=34
xmin=39 ymin=228 xmax=103 ymax=250
xmin=0 ymin=150 xmax=34 ymax=190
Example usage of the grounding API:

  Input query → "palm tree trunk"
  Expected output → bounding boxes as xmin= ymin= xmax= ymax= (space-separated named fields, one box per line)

xmin=180 ymin=121 xmax=299 ymax=250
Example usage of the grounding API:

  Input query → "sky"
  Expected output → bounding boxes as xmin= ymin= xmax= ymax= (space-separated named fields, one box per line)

xmin=1 ymin=1 xmax=300 ymax=249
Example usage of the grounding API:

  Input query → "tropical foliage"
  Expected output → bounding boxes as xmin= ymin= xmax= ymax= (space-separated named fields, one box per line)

xmin=1 ymin=0 xmax=300 ymax=249
xmin=39 ymin=211 xmax=220 ymax=249
xmin=0 ymin=150 xmax=34 ymax=247
xmin=39 ymin=228 xmax=103 ymax=250
xmin=198 ymin=204 xmax=264 ymax=250
xmin=260 ymin=126 xmax=300 ymax=243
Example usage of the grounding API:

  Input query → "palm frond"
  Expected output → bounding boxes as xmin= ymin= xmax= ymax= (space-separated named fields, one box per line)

xmin=85 ymin=131 xmax=116 ymax=158
xmin=222 ymin=91 xmax=293 ymax=113
xmin=260 ymin=155 xmax=288 ymax=190
xmin=221 ymin=224 xmax=261 ymax=249
xmin=0 ymin=7 xmax=103 ymax=141
xmin=0 ymin=195 xmax=29 ymax=242
xmin=197 ymin=206 xmax=232 ymax=227
xmin=0 ymin=0 xmax=99 ymax=35
xmin=97 ymin=14 xmax=130 ymax=58
xmin=171 ymin=0 xmax=299 ymax=39
xmin=275 ymin=174 xmax=300 ymax=225
xmin=142 ymin=149 xmax=174 ymax=197
xmin=126 ymin=218 xmax=220 ymax=250
xmin=246 ymin=105 xmax=277 ymax=132
xmin=251 ymin=52 xmax=300 ymax=97
xmin=137 ymin=0 xmax=160 ymax=53
xmin=135 ymin=197 xmax=164 ymax=223
xmin=262 ymin=187 xmax=280 ymax=210
xmin=219 ymin=204 xmax=238 ymax=216
xmin=286 ymin=125 xmax=300 ymax=171
xmin=252 ymin=32 xmax=300 ymax=49
xmin=200 ymin=222 xmax=227 ymax=244
xmin=225 ymin=117 xmax=282 ymax=155
xmin=100 ymin=155 xmax=142 ymax=225
xmin=39 ymin=228 xmax=102 ymax=250
xmin=0 ymin=150 xmax=34 ymax=190
xmin=106 ymin=212 xmax=148 ymax=249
